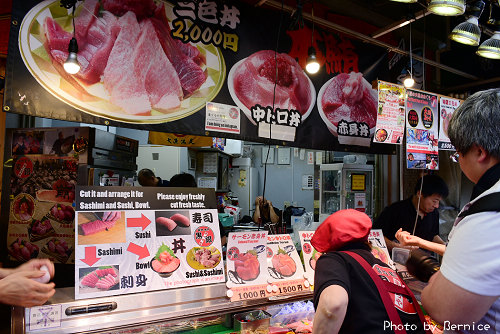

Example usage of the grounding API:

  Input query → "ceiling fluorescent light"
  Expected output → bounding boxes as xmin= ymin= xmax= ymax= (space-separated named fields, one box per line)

xmin=428 ymin=0 xmax=466 ymax=16
xmin=477 ymin=31 xmax=500 ymax=59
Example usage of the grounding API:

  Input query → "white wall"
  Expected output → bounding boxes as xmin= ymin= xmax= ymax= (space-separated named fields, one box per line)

xmin=137 ymin=145 xmax=181 ymax=182
xmin=251 ymin=145 xmax=315 ymax=213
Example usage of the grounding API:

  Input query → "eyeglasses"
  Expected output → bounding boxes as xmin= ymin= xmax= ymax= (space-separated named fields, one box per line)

xmin=450 ymin=152 xmax=460 ymax=163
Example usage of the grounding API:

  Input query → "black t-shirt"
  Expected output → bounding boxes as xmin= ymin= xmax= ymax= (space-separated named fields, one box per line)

xmin=373 ymin=198 xmax=439 ymax=242
xmin=313 ymin=246 xmax=425 ymax=334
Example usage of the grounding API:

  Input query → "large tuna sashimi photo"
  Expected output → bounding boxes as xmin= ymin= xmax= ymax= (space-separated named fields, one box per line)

xmin=18 ymin=0 xmax=224 ymax=123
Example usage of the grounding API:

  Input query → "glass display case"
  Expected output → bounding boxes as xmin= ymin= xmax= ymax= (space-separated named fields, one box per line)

xmin=11 ymin=283 xmax=313 ymax=334
xmin=319 ymin=163 xmax=374 ymax=222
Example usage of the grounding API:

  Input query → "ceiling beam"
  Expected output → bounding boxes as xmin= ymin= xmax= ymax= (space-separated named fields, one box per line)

xmin=263 ymin=0 xmax=479 ymax=80
xmin=371 ymin=9 xmax=429 ymax=38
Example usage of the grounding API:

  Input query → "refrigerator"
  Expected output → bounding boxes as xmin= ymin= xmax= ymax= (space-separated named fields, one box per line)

xmin=229 ymin=167 xmax=258 ymax=218
xmin=319 ymin=163 xmax=374 ymax=222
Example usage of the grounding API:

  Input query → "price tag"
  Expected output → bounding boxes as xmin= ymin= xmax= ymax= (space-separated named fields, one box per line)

xmin=229 ymin=284 xmax=269 ymax=302
xmin=268 ymin=279 xmax=306 ymax=296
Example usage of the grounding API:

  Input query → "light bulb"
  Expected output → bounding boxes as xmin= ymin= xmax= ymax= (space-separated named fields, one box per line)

xmin=306 ymin=46 xmax=320 ymax=74
xmin=449 ymin=17 xmax=481 ymax=46
xmin=404 ymin=76 xmax=415 ymax=88
xmin=64 ymin=37 xmax=80 ymax=74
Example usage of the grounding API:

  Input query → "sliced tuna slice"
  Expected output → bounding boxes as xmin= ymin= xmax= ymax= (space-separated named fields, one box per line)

xmin=134 ymin=20 xmax=182 ymax=112
xmin=75 ymin=0 xmax=100 ymax=42
xmin=150 ymin=6 xmax=207 ymax=97
xmin=156 ymin=217 xmax=177 ymax=231
xmin=102 ymin=0 xmax=157 ymax=21
xmin=103 ymin=11 xmax=151 ymax=114
xmin=170 ymin=213 xmax=190 ymax=227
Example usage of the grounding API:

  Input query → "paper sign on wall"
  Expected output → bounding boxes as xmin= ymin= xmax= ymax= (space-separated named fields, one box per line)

xmin=299 ymin=231 xmax=320 ymax=285
xmin=438 ymin=97 xmax=461 ymax=151
xmin=369 ymin=229 xmax=394 ymax=268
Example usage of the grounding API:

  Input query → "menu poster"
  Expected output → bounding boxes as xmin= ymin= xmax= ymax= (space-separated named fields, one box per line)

xmin=266 ymin=234 xmax=306 ymax=296
xmin=299 ymin=231 xmax=320 ymax=284
xmin=75 ymin=186 xmax=224 ymax=300
xmin=405 ymin=89 xmax=439 ymax=170
xmin=374 ymin=81 xmax=406 ymax=144
xmin=226 ymin=231 xmax=268 ymax=301
xmin=438 ymin=97 xmax=462 ymax=151
xmin=7 ymin=155 xmax=77 ymax=264
xmin=369 ymin=229 xmax=394 ymax=269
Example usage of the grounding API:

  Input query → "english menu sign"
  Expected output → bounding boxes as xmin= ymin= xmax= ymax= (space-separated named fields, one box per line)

xmin=74 ymin=186 xmax=224 ymax=299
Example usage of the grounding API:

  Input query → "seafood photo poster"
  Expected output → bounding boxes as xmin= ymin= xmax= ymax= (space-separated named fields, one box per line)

xmin=7 ymin=155 xmax=77 ymax=264
xmin=6 ymin=0 xmax=397 ymax=155
xmin=226 ymin=231 xmax=269 ymax=301
xmin=374 ymin=81 xmax=406 ymax=144
xmin=74 ymin=186 xmax=224 ymax=300
xmin=369 ymin=229 xmax=394 ymax=269
xmin=438 ymin=97 xmax=462 ymax=151
xmin=266 ymin=234 xmax=306 ymax=289
xmin=405 ymin=89 xmax=439 ymax=170
xmin=299 ymin=231 xmax=321 ymax=285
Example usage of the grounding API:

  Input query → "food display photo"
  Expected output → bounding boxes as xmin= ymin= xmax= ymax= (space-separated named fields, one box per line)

xmin=317 ymin=72 xmax=378 ymax=146
xmin=186 ymin=246 xmax=221 ymax=270
xmin=155 ymin=211 xmax=191 ymax=236
xmin=79 ymin=266 xmax=120 ymax=293
xmin=228 ymin=50 xmax=316 ymax=125
xmin=19 ymin=0 xmax=225 ymax=123
xmin=151 ymin=243 xmax=180 ymax=278
xmin=77 ymin=211 xmax=126 ymax=245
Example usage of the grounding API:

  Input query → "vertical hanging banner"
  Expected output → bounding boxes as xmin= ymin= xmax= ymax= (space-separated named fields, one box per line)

xmin=374 ymin=81 xmax=406 ymax=144
xmin=75 ymin=186 xmax=224 ymax=299
xmin=438 ymin=97 xmax=461 ymax=151
xmin=405 ymin=89 xmax=439 ymax=170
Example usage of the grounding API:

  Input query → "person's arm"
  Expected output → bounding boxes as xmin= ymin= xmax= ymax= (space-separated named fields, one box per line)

xmin=422 ymin=271 xmax=498 ymax=324
xmin=0 ymin=271 xmax=56 ymax=307
xmin=313 ymin=285 xmax=348 ymax=334
xmin=0 ymin=268 xmax=14 ymax=279
xmin=267 ymin=201 xmax=280 ymax=224
xmin=253 ymin=196 xmax=262 ymax=223
xmin=395 ymin=229 xmax=446 ymax=255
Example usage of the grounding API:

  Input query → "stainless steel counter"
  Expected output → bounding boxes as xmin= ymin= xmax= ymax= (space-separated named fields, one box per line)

xmin=12 ymin=283 xmax=312 ymax=333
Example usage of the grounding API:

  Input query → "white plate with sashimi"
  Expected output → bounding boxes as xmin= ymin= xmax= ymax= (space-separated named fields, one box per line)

xmin=19 ymin=0 xmax=226 ymax=124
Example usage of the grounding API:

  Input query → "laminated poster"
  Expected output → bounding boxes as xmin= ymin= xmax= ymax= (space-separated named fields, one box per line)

xmin=266 ymin=234 xmax=307 ymax=292
xmin=226 ymin=231 xmax=268 ymax=301
xmin=374 ymin=81 xmax=406 ymax=144
xmin=369 ymin=229 xmax=394 ymax=269
xmin=7 ymin=155 xmax=77 ymax=264
xmin=405 ymin=89 xmax=439 ymax=170
xmin=299 ymin=231 xmax=321 ymax=284
xmin=438 ymin=97 xmax=461 ymax=151
xmin=74 ymin=186 xmax=224 ymax=300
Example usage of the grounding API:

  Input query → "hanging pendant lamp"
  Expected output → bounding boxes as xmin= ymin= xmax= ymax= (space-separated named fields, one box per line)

xmin=428 ymin=0 xmax=466 ymax=16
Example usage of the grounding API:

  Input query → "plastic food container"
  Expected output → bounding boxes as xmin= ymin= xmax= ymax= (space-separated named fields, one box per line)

xmin=234 ymin=310 xmax=271 ymax=334
xmin=392 ymin=247 xmax=410 ymax=265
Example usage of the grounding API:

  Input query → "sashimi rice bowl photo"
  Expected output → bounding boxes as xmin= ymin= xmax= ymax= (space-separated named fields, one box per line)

xmin=151 ymin=243 xmax=180 ymax=278
xmin=317 ymin=72 xmax=378 ymax=143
